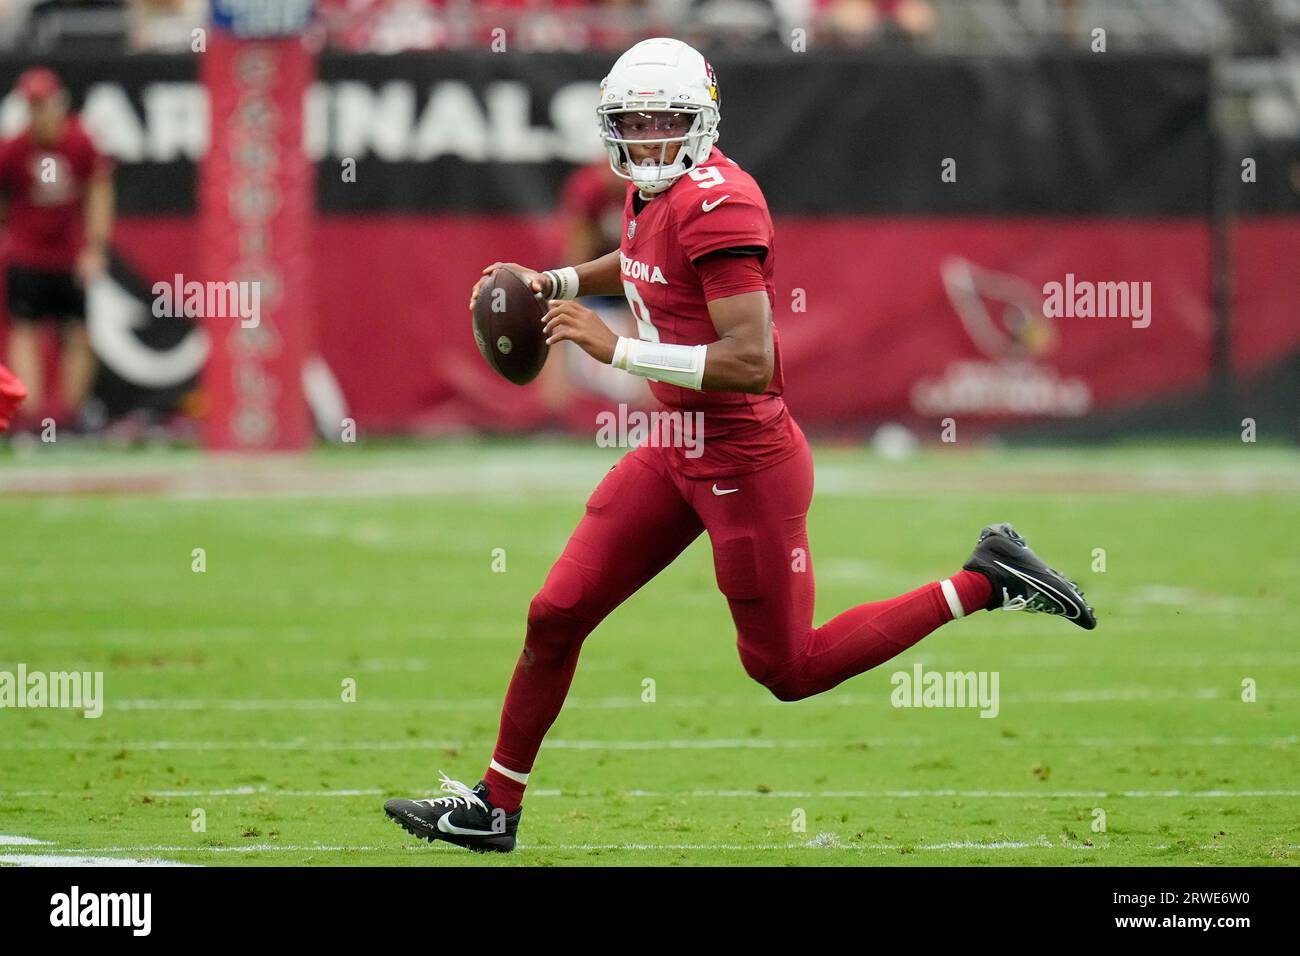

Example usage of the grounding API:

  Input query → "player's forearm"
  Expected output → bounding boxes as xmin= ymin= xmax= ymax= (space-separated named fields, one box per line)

xmin=84 ymin=176 xmax=113 ymax=249
xmin=608 ymin=334 xmax=772 ymax=394
xmin=701 ymin=337 xmax=773 ymax=394
xmin=573 ymin=250 xmax=623 ymax=297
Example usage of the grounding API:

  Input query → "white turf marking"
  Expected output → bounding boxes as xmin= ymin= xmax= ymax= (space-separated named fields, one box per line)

xmin=0 ymin=739 xmax=828 ymax=752
xmin=150 ymin=787 xmax=381 ymax=798
xmin=0 ymin=842 xmax=1070 ymax=854
xmin=0 ymin=787 xmax=384 ymax=799
xmin=617 ymin=788 xmax=1300 ymax=799
xmin=101 ymin=687 xmax=1300 ymax=712
xmin=0 ymin=735 xmax=1295 ymax=753
xmin=0 ymin=834 xmax=192 ymax=867
xmin=2 ymin=787 xmax=1296 ymax=801
xmin=14 ymin=845 xmax=383 ymax=854
xmin=0 ymin=854 xmax=195 ymax=867
xmin=532 ymin=841 xmax=1080 ymax=851
xmin=14 ymin=841 xmax=1289 ymax=856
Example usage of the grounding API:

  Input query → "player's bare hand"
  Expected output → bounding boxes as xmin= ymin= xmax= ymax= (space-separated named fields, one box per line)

xmin=542 ymin=301 xmax=618 ymax=364
xmin=469 ymin=262 xmax=550 ymax=312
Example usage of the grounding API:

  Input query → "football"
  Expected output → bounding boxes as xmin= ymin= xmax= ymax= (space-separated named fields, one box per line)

xmin=471 ymin=267 xmax=549 ymax=385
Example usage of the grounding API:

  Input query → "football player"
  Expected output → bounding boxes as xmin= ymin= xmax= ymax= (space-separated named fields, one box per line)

xmin=385 ymin=37 xmax=1096 ymax=853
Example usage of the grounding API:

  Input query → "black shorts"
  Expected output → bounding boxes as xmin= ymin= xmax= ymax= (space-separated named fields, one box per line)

xmin=5 ymin=265 xmax=86 ymax=323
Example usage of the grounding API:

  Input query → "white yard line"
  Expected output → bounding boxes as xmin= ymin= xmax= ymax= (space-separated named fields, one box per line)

xmin=618 ymin=788 xmax=1300 ymax=799
xmin=0 ymin=834 xmax=195 ymax=867
xmin=2 ymin=787 xmax=1297 ymax=800
xmin=0 ymin=854 xmax=196 ymax=867
xmin=0 ymin=842 xmax=1071 ymax=854
xmin=5 ymin=450 xmax=1298 ymax=499
xmin=0 ymin=735 xmax=1294 ymax=753
xmin=9 ymin=841 xmax=1279 ymax=855
xmin=0 ymin=739 xmax=821 ymax=751
xmin=94 ymin=687 xmax=1300 ymax=713
xmin=1 ymin=831 xmax=1282 ymax=860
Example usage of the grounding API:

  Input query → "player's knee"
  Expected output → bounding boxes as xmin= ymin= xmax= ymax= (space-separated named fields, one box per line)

xmin=526 ymin=591 xmax=577 ymax=642
xmin=761 ymin=671 xmax=811 ymax=703
xmin=526 ymin=559 xmax=600 ymax=646
xmin=738 ymin=646 xmax=808 ymax=702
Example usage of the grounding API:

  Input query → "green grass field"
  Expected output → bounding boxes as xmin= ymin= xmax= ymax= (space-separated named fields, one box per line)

xmin=1 ymin=440 xmax=1297 ymax=866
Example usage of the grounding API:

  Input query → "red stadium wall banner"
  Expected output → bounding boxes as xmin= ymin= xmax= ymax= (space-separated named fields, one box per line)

xmin=300 ymin=215 xmax=1223 ymax=437
xmin=103 ymin=212 xmax=1299 ymax=439
xmin=198 ymin=30 xmax=315 ymax=450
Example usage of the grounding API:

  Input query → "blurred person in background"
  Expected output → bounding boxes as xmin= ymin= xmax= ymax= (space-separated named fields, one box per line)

xmin=24 ymin=0 xmax=129 ymax=52
xmin=688 ymin=0 xmax=780 ymax=46
xmin=816 ymin=0 xmax=935 ymax=45
xmin=0 ymin=0 xmax=43 ymax=50
xmin=560 ymin=156 xmax=628 ymax=265
xmin=537 ymin=156 xmax=651 ymax=418
xmin=126 ymin=0 xmax=207 ymax=52
xmin=0 ymin=67 xmax=113 ymax=432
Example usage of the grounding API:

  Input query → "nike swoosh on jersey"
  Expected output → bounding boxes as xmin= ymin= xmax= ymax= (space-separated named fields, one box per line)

xmin=437 ymin=814 xmax=500 ymax=837
xmin=711 ymin=484 xmax=739 ymax=496
xmin=701 ymin=194 xmax=731 ymax=212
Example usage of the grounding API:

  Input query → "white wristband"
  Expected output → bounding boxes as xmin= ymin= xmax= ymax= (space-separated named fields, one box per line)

xmin=611 ymin=336 xmax=708 ymax=391
xmin=543 ymin=267 xmax=580 ymax=300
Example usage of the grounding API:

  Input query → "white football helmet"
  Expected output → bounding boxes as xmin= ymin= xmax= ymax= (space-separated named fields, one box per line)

xmin=598 ymin=38 xmax=721 ymax=195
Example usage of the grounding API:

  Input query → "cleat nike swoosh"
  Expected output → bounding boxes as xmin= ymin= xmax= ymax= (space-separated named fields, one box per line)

xmin=701 ymin=194 xmax=730 ymax=212
xmin=994 ymin=560 xmax=1081 ymax=619
xmin=437 ymin=815 xmax=500 ymax=837
xmin=711 ymin=484 xmax=739 ymax=496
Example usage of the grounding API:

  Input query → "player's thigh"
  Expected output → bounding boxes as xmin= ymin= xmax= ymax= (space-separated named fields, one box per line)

xmin=696 ymin=442 xmax=816 ymax=675
xmin=539 ymin=444 xmax=703 ymax=620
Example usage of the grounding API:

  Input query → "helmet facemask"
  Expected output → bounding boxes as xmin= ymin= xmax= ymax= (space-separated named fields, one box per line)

xmin=598 ymin=103 xmax=718 ymax=195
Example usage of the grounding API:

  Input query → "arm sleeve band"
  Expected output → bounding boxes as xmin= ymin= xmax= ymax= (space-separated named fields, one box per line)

xmin=695 ymin=249 xmax=769 ymax=302
xmin=611 ymin=337 xmax=708 ymax=391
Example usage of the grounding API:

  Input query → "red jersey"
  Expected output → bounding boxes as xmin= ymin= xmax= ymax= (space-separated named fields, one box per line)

xmin=0 ymin=119 xmax=110 ymax=271
xmin=618 ymin=145 xmax=795 ymax=478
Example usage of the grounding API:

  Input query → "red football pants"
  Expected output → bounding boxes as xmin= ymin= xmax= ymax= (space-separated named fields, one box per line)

xmin=490 ymin=422 xmax=970 ymax=777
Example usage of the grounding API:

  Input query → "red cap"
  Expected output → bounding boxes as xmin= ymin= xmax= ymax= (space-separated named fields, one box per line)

xmin=17 ymin=67 xmax=62 ymax=103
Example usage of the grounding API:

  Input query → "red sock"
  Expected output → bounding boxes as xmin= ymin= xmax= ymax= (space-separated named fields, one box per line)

xmin=948 ymin=568 xmax=994 ymax=616
xmin=483 ymin=765 xmax=527 ymax=813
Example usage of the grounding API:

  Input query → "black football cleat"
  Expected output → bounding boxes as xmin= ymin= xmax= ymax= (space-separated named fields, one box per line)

xmin=963 ymin=523 xmax=1096 ymax=630
xmin=384 ymin=771 xmax=521 ymax=853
